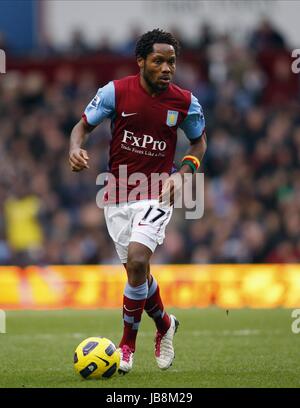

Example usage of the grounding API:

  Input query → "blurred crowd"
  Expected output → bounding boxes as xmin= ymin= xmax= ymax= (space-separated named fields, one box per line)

xmin=0 ymin=20 xmax=300 ymax=265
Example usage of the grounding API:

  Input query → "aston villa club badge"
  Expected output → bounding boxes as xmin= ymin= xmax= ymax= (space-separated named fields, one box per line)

xmin=166 ymin=110 xmax=178 ymax=127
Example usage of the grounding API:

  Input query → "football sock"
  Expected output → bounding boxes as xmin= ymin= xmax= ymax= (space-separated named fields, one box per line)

xmin=145 ymin=276 xmax=171 ymax=335
xmin=119 ymin=281 xmax=148 ymax=352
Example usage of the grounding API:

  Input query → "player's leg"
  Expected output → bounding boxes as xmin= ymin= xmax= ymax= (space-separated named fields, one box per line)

xmin=118 ymin=242 xmax=152 ymax=374
xmin=122 ymin=264 xmax=169 ymax=332
xmin=145 ymin=264 xmax=171 ymax=335
xmin=103 ymin=204 xmax=136 ymax=374
xmin=129 ymin=200 xmax=179 ymax=370
xmin=145 ymin=265 xmax=179 ymax=370
xmin=145 ymin=268 xmax=171 ymax=334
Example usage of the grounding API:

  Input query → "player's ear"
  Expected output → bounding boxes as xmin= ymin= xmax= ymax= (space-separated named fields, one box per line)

xmin=137 ymin=57 xmax=144 ymax=69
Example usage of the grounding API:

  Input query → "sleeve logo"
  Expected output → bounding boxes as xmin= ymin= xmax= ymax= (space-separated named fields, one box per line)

xmin=90 ymin=94 xmax=100 ymax=109
xmin=166 ymin=110 xmax=178 ymax=127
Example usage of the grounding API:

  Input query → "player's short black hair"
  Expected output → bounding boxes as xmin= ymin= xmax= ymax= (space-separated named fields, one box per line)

xmin=135 ymin=28 xmax=180 ymax=59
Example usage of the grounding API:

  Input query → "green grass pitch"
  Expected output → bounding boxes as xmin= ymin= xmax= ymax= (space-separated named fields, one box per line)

xmin=0 ymin=308 xmax=299 ymax=388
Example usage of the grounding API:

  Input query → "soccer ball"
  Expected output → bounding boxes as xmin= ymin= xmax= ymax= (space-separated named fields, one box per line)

xmin=74 ymin=337 xmax=120 ymax=379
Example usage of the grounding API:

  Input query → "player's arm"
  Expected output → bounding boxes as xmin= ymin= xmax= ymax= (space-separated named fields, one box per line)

xmin=178 ymin=94 xmax=207 ymax=174
xmin=159 ymin=94 xmax=207 ymax=205
xmin=159 ymin=132 xmax=207 ymax=205
xmin=178 ymin=131 xmax=207 ymax=176
xmin=69 ymin=119 xmax=95 ymax=172
xmin=69 ymin=81 xmax=115 ymax=172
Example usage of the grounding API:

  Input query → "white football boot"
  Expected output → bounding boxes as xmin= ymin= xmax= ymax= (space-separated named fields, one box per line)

xmin=155 ymin=314 xmax=179 ymax=370
xmin=118 ymin=345 xmax=134 ymax=374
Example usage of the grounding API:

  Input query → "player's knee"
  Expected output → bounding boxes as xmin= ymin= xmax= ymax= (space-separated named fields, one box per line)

xmin=126 ymin=255 xmax=148 ymax=286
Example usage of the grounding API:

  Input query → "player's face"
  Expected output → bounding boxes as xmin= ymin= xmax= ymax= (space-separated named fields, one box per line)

xmin=139 ymin=43 xmax=176 ymax=92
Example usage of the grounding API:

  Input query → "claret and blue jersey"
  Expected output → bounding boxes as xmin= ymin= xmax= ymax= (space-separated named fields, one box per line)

xmin=83 ymin=74 xmax=205 ymax=203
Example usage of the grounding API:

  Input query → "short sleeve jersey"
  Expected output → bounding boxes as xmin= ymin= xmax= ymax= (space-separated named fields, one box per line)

xmin=83 ymin=74 xmax=205 ymax=203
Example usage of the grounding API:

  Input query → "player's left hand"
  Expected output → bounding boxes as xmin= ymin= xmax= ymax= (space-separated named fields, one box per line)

xmin=158 ymin=173 xmax=184 ymax=206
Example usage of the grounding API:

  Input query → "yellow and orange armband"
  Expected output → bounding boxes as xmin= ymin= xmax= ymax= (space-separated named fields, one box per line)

xmin=180 ymin=155 xmax=200 ymax=174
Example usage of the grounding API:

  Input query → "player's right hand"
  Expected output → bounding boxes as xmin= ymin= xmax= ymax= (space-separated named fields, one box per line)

xmin=159 ymin=172 xmax=183 ymax=206
xmin=69 ymin=148 xmax=90 ymax=172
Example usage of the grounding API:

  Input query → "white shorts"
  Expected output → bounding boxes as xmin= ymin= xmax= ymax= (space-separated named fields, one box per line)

xmin=104 ymin=199 xmax=173 ymax=263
